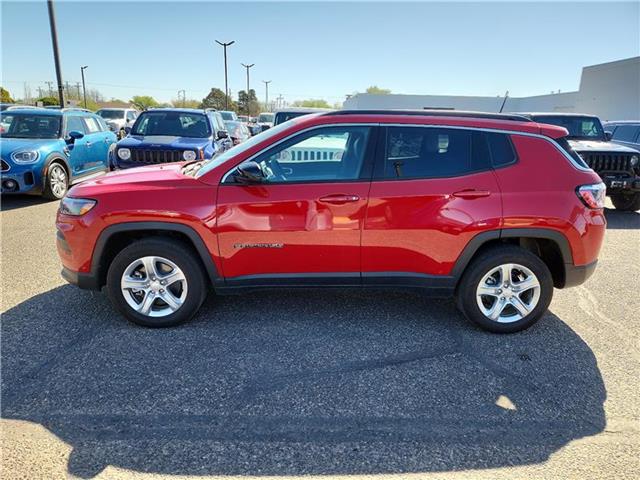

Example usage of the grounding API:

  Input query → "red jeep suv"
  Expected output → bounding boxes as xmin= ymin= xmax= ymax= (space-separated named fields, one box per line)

xmin=56 ymin=110 xmax=606 ymax=333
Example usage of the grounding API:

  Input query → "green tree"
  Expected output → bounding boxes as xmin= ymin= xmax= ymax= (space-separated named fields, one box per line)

xmin=172 ymin=98 xmax=200 ymax=109
xmin=237 ymin=89 xmax=260 ymax=116
xmin=36 ymin=96 xmax=60 ymax=106
xmin=200 ymin=88 xmax=236 ymax=111
xmin=291 ymin=99 xmax=331 ymax=108
xmin=1 ymin=87 xmax=14 ymax=103
xmin=130 ymin=95 xmax=159 ymax=111
xmin=365 ymin=86 xmax=391 ymax=95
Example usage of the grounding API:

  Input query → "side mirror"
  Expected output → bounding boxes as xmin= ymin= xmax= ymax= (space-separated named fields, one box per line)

xmin=232 ymin=161 xmax=265 ymax=184
xmin=124 ymin=126 xmax=132 ymax=134
xmin=604 ymin=131 xmax=613 ymax=141
xmin=66 ymin=130 xmax=84 ymax=143
xmin=217 ymin=130 xmax=228 ymax=140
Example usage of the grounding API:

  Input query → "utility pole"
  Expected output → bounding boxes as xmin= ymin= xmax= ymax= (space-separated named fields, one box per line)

xmin=262 ymin=80 xmax=271 ymax=112
xmin=241 ymin=63 xmax=254 ymax=117
xmin=75 ymin=82 xmax=81 ymax=99
xmin=215 ymin=40 xmax=234 ymax=110
xmin=276 ymin=94 xmax=284 ymax=110
xmin=178 ymin=89 xmax=186 ymax=107
xmin=46 ymin=0 xmax=65 ymax=107
xmin=45 ymin=81 xmax=54 ymax=97
xmin=80 ymin=66 xmax=88 ymax=108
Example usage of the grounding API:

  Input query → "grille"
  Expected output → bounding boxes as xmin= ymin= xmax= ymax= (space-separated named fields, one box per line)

xmin=582 ymin=152 xmax=633 ymax=173
xmin=130 ymin=149 xmax=184 ymax=164
xmin=1 ymin=160 xmax=10 ymax=172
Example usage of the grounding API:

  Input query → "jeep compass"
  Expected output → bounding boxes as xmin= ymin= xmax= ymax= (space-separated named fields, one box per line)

xmin=56 ymin=110 xmax=606 ymax=333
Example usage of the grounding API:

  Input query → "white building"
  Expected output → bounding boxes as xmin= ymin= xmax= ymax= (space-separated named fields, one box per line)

xmin=343 ymin=57 xmax=640 ymax=121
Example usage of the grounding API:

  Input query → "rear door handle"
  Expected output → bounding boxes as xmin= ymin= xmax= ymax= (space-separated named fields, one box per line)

xmin=319 ymin=194 xmax=360 ymax=204
xmin=452 ymin=189 xmax=491 ymax=199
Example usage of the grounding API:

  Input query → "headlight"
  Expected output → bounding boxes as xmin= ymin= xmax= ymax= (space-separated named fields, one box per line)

xmin=59 ymin=197 xmax=97 ymax=216
xmin=11 ymin=150 xmax=39 ymax=164
xmin=183 ymin=150 xmax=197 ymax=161
xmin=117 ymin=148 xmax=131 ymax=160
xmin=631 ymin=155 xmax=639 ymax=167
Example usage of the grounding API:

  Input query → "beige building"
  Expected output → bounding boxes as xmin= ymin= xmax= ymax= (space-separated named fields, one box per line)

xmin=344 ymin=57 xmax=640 ymax=121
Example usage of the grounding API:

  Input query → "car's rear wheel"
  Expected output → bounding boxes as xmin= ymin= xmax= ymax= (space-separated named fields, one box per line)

xmin=611 ymin=192 xmax=640 ymax=211
xmin=43 ymin=162 xmax=68 ymax=200
xmin=106 ymin=238 xmax=207 ymax=327
xmin=456 ymin=245 xmax=553 ymax=333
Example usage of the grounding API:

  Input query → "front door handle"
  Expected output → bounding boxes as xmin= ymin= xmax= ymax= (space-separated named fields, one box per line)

xmin=319 ymin=194 xmax=360 ymax=204
xmin=452 ymin=189 xmax=491 ymax=199
xmin=86 ymin=141 xmax=92 ymax=147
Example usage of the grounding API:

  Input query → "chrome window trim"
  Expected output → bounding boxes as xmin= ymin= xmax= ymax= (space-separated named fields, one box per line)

xmin=221 ymin=121 xmax=592 ymax=183
xmin=220 ymin=122 xmax=377 ymax=183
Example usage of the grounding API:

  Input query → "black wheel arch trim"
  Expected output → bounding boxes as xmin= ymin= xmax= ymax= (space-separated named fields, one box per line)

xmin=91 ymin=221 xmax=220 ymax=288
xmin=451 ymin=227 xmax=574 ymax=281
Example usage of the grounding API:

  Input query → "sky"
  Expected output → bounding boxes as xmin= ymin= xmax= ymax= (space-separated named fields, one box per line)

xmin=1 ymin=1 xmax=639 ymax=104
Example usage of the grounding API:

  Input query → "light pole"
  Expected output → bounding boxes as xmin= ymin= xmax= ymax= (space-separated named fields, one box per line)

xmin=262 ymin=80 xmax=271 ymax=112
xmin=215 ymin=40 xmax=234 ymax=110
xmin=241 ymin=63 xmax=254 ymax=117
xmin=80 ymin=66 xmax=88 ymax=109
xmin=46 ymin=0 xmax=65 ymax=107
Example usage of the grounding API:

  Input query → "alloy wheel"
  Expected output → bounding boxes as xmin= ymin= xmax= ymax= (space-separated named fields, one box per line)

xmin=475 ymin=263 xmax=541 ymax=323
xmin=120 ymin=256 xmax=188 ymax=317
xmin=49 ymin=164 xmax=68 ymax=198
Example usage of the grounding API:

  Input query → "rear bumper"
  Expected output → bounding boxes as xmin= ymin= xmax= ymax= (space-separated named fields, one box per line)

xmin=61 ymin=267 xmax=101 ymax=290
xmin=563 ymin=260 xmax=598 ymax=288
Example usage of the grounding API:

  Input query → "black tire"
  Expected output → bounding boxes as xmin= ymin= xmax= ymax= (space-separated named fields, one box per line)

xmin=456 ymin=245 xmax=553 ymax=333
xmin=611 ymin=192 xmax=640 ymax=211
xmin=42 ymin=161 xmax=68 ymax=200
xmin=106 ymin=238 xmax=208 ymax=327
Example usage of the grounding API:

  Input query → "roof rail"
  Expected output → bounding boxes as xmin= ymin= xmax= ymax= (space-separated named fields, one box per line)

xmin=325 ymin=109 xmax=533 ymax=123
xmin=61 ymin=107 xmax=92 ymax=113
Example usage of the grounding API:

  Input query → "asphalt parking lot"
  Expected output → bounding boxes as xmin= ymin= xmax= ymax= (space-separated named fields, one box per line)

xmin=1 ymin=195 xmax=639 ymax=480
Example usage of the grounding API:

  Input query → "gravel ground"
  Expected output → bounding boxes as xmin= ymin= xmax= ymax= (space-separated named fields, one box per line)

xmin=1 ymin=195 xmax=639 ymax=480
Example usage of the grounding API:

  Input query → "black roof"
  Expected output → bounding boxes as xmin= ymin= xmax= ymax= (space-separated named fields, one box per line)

xmin=326 ymin=109 xmax=533 ymax=123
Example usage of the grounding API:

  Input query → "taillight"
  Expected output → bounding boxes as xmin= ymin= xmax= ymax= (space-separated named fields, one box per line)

xmin=576 ymin=183 xmax=606 ymax=209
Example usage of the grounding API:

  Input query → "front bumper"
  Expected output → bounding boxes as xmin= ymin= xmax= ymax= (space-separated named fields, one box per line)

xmin=1 ymin=166 xmax=41 ymax=194
xmin=61 ymin=266 xmax=101 ymax=290
xmin=600 ymin=174 xmax=640 ymax=193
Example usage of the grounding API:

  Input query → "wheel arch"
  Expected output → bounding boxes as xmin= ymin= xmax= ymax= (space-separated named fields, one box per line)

xmin=41 ymin=153 xmax=71 ymax=187
xmin=452 ymin=228 xmax=573 ymax=289
xmin=91 ymin=222 xmax=220 ymax=289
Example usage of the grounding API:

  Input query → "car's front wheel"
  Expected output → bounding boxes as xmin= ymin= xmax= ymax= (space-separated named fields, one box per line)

xmin=611 ymin=192 xmax=640 ymax=211
xmin=106 ymin=238 xmax=208 ymax=327
xmin=456 ymin=245 xmax=553 ymax=333
xmin=43 ymin=162 xmax=69 ymax=200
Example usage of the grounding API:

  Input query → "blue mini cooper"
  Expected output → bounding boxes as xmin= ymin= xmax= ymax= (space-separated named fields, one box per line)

xmin=113 ymin=108 xmax=232 ymax=169
xmin=0 ymin=108 xmax=117 ymax=199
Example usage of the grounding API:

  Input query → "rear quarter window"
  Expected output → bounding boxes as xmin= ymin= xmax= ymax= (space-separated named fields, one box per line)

xmin=556 ymin=137 xmax=589 ymax=169
xmin=487 ymin=132 xmax=517 ymax=167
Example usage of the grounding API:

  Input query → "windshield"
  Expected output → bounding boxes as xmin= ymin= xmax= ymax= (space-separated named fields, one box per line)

xmin=195 ymin=119 xmax=295 ymax=178
xmin=97 ymin=109 xmax=125 ymax=120
xmin=532 ymin=115 xmax=605 ymax=140
xmin=0 ymin=114 xmax=61 ymax=139
xmin=220 ymin=111 xmax=237 ymax=121
xmin=258 ymin=113 xmax=274 ymax=123
xmin=132 ymin=111 xmax=211 ymax=138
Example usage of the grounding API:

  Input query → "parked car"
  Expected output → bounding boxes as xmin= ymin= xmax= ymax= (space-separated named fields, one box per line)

xmin=219 ymin=110 xmax=238 ymax=121
xmin=237 ymin=115 xmax=249 ymax=123
xmin=273 ymin=107 xmax=333 ymax=126
xmin=1 ymin=108 xmax=116 ymax=199
xmin=112 ymin=108 xmax=232 ymax=169
xmin=224 ymin=120 xmax=251 ymax=145
xmin=96 ymin=108 xmax=139 ymax=139
xmin=520 ymin=113 xmax=640 ymax=211
xmin=57 ymin=110 xmax=605 ymax=333
xmin=604 ymin=121 xmax=640 ymax=151
xmin=256 ymin=112 xmax=275 ymax=131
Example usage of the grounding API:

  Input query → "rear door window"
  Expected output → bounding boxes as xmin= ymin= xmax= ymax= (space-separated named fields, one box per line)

xmin=377 ymin=127 xmax=491 ymax=179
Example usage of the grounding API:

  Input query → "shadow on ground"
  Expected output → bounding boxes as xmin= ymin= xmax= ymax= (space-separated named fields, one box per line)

xmin=2 ymin=286 xmax=606 ymax=478
xmin=0 ymin=194 xmax=55 ymax=212
xmin=604 ymin=207 xmax=640 ymax=229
